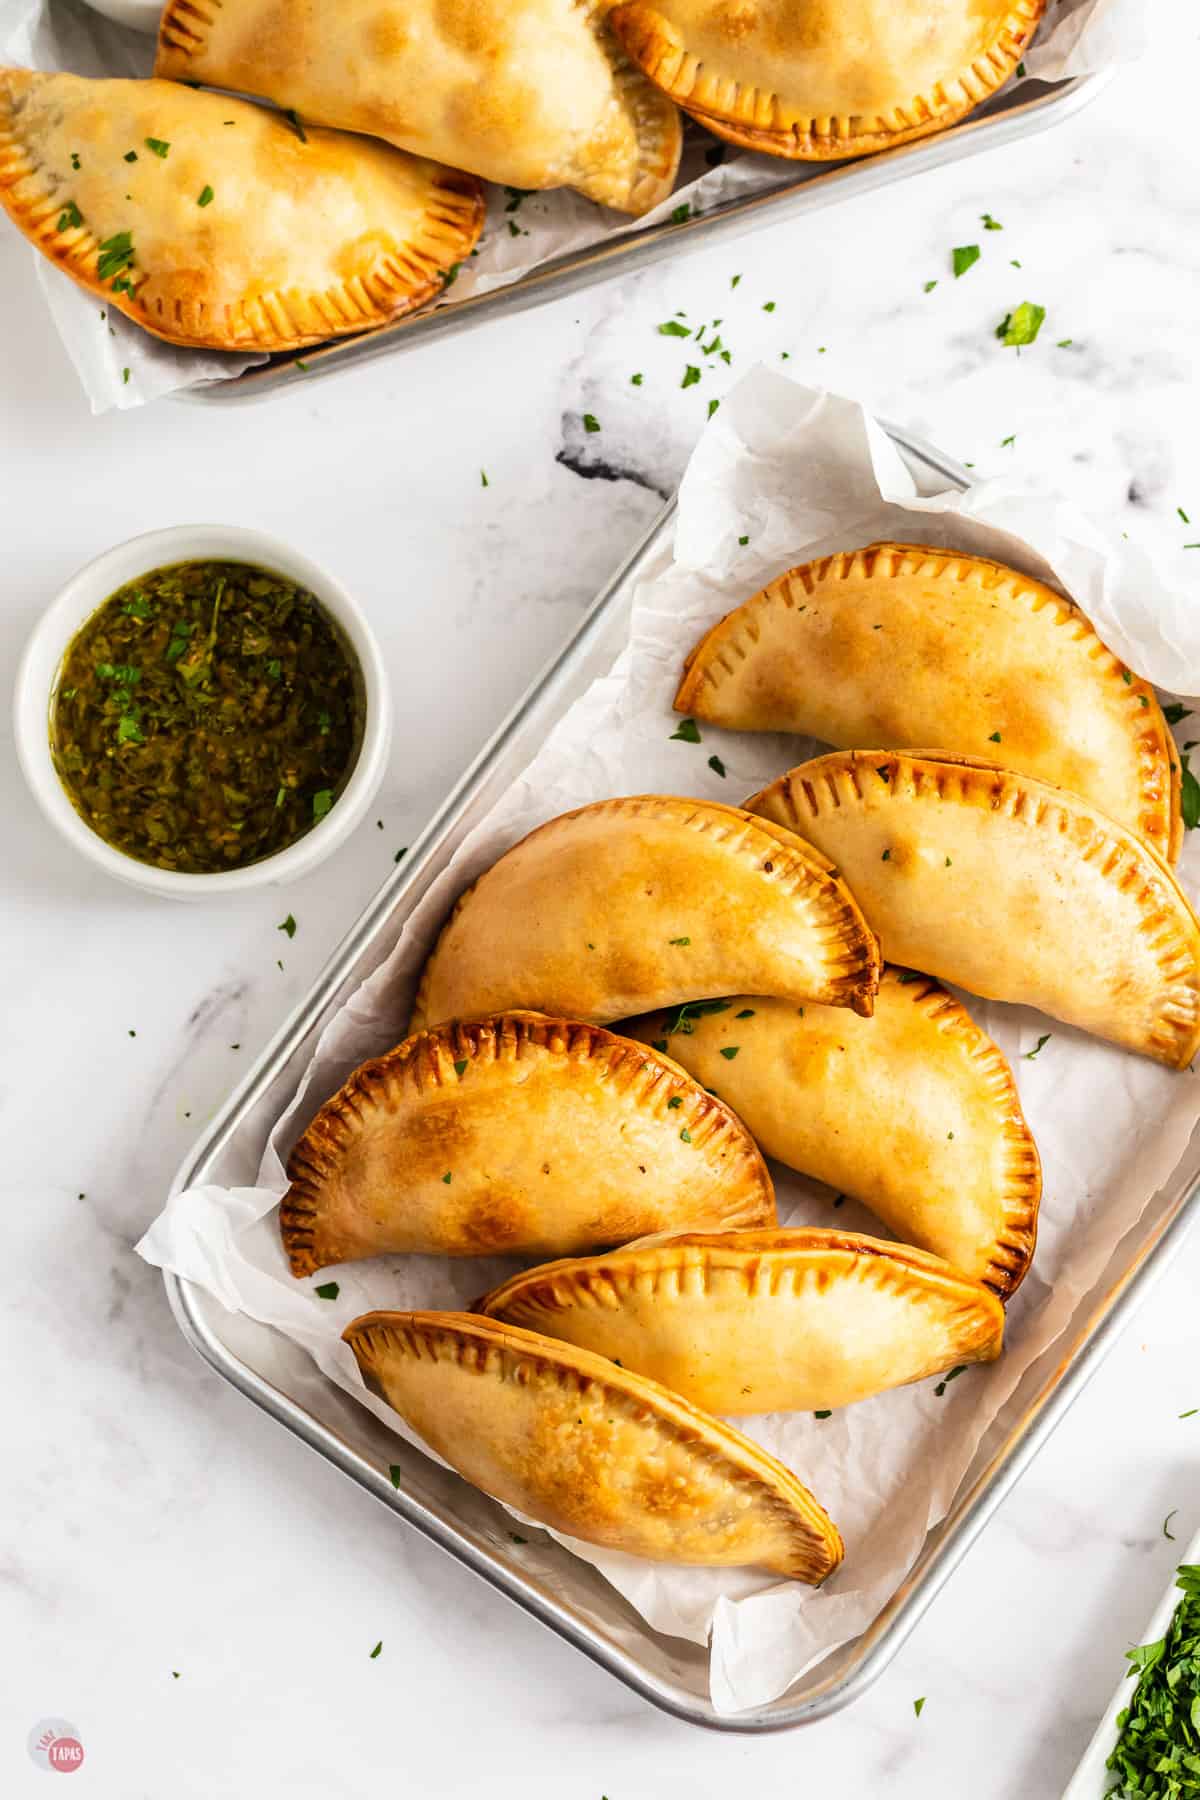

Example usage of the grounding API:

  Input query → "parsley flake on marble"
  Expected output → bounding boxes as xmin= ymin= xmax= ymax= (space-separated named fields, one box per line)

xmin=981 ymin=212 xmax=1003 ymax=230
xmin=315 ymin=1281 xmax=340 ymax=1299
xmin=996 ymin=302 xmax=1046 ymax=346
xmin=658 ymin=319 xmax=690 ymax=337
xmin=278 ymin=913 xmax=297 ymax=938
xmin=583 ymin=413 xmax=600 ymax=433
xmin=369 ymin=1641 xmax=382 ymax=1660
xmin=681 ymin=364 xmax=701 ymax=388
xmin=914 ymin=1697 xmax=926 ymax=1718
xmin=708 ymin=754 xmax=727 ymax=778
xmin=670 ymin=717 xmax=702 ymax=743
xmin=952 ymin=244 xmax=980 ymax=277
xmin=934 ymin=1364 xmax=967 ymax=1396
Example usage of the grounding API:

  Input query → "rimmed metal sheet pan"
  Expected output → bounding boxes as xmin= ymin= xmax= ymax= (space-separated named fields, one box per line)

xmin=190 ymin=71 xmax=1113 ymax=402
xmin=163 ymin=420 xmax=1200 ymax=1729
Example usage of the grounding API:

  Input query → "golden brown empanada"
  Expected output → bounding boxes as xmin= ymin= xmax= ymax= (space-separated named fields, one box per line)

xmin=624 ymin=971 xmax=1039 ymax=1295
xmin=676 ymin=543 xmax=1181 ymax=863
xmin=410 ymin=795 xmax=881 ymax=1032
xmin=345 ymin=1310 xmax=843 ymax=1579
xmin=281 ymin=1012 xmax=775 ymax=1276
xmin=609 ymin=0 xmax=1044 ymax=160
xmin=157 ymin=0 xmax=681 ymax=216
xmin=0 ymin=70 xmax=483 ymax=352
xmin=749 ymin=751 xmax=1200 ymax=1068
xmin=479 ymin=1228 xmax=1005 ymax=1414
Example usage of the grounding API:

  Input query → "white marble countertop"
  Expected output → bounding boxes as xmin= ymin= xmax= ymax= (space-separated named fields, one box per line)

xmin=3 ymin=15 xmax=1200 ymax=1796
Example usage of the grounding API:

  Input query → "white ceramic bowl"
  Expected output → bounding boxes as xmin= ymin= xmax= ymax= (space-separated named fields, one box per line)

xmin=79 ymin=0 xmax=163 ymax=32
xmin=14 ymin=525 xmax=392 ymax=899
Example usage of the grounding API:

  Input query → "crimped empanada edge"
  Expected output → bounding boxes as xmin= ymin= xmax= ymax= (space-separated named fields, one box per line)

xmin=750 ymin=750 xmax=1200 ymax=1072
xmin=480 ymin=1226 xmax=1007 ymax=1360
xmin=409 ymin=794 xmax=881 ymax=1030
xmin=280 ymin=1010 xmax=775 ymax=1276
xmin=344 ymin=1309 xmax=844 ymax=1582
xmin=585 ymin=10 xmax=683 ymax=214
xmin=608 ymin=0 xmax=1044 ymax=159
xmin=0 ymin=68 xmax=485 ymax=352
xmin=676 ymin=540 xmax=1179 ymax=863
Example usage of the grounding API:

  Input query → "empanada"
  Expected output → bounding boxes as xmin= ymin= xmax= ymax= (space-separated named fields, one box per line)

xmin=0 ymin=70 xmax=483 ymax=352
xmin=749 ymin=751 xmax=1200 ymax=1068
xmin=676 ymin=543 xmax=1181 ymax=863
xmin=344 ymin=1310 xmax=843 ymax=1579
xmin=410 ymin=795 xmax=881 ymax=1032
xmin=479 ymin=1228 xmax=1005 ymax=1414
xmin=609 ymin=0 xmax=1044 ymax=160
xmin=281 ymin=1012 xmax=775 ymax=1276
xmin=624 ymin=971 xmax=1039 ymax=1295
xmin=157 ymin=0 xmax=682 ymax=216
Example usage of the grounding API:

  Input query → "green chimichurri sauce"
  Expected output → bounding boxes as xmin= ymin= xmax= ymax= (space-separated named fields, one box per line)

xmin=50 ymin=560 xmax=362 ymax=873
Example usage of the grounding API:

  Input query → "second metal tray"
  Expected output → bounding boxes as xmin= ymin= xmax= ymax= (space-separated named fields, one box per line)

xmin=197 ymin=70 xmax=1112 ymax=401
xmin=164 ymin=421 xmax=1200 ymax=1728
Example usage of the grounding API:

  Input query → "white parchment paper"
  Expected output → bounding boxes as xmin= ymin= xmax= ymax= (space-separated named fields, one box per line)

xmin=4 ymin=0 xmax=1145 ymax=411
xmin=139 ymin=366 xmax=1200 ymax=1712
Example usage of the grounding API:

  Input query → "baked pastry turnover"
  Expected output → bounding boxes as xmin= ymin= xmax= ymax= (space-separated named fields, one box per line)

xmin=344 ymin=1310 xmax=844 ymax=1579
xmin=624 ymin=971 xmax=1039 ymax=1296
xmin=156 ymin=0 xmax=682 ymax=216
xmin=609 ymin=0 xmax=1045 ymax=160
xmin=749 ymin=751 xmax=1200 ymax=1069
xmin=409 ymin=796 xmax=881 ymax=1031
xmin=0 ymin=70 xmax=483 ymax=352
xmin=281 ymin=1012 xmax=775 ymax=1276
xmin=676 ymin=543 xmax=1181 ymax=863
xmin=479 ymin=1228 xmax=1006 ymax=1414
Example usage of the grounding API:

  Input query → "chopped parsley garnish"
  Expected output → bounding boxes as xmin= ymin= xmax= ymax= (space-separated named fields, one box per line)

xmin=914 ymin=1697 xmax=926 ymax=1718
xmin=1105 ymin=1564 xmax=1200 ymax=1798
xmin=989 ymin=731 xmax=1002 ymax=742
xmin=145 ymin=137 xmax=171 ymax=158
xmin=679 ymin=1127 xmax=693 ymax=1143
xmin=996 ymin=302 xmax=1046 ymax=346
xmin=1057 ymin=338 xmax=1073 ymax=347
xmin=668 ymin=936 xmax=691 ymax=946
xmin=658 ymin=319 xmax=690 ymax=337
xmin=314 ymin=1281 xmax=339 ymax=1299
xmin=681 ymin=365 xmax=701 ymax=389
xmin=197 ymin=185 xmax=214 ymax=207
xmin=737 ymin=534 xmax=749 ymax=546
xmin=881 ymin=849 xmax=891 ymax=861
xmin=394 ymin=846 xmax=408 ymax=863
xmin=814 ymin=1410 xmax=832 ymax=1420
xmin=731 ymin=273 xmax=741 ymax=287
xmin=97 ymin=231 xmax=135 ymax=283
xmin=952 ymin=244 xmax=980 ymax=277
xmin=1179 ymin=507 xmax=1192 ymax=524
xmin=719 ymin=1045 xmax=739 ymax=1060
xmin=666 ymin=1096 xmax=682 ymax=1109
xmin=981 ymin=212 xmax=1003 ymax=230
xmin=670 ymin=717 xmax=701 ymax=743
xmin=663 ymin=998 xmax=732 ymax=1036
xmin=708 ymin=754 xmax=727 ymax=778
xmin=453 ymin=1059 xmax=468 ymax=1077
xmin=70 ymin=152 xmax=80 ymax=170
xmin=441 ymin=1171 xmax=452 ymax=1184
xmin=582 ymin=413 xmax=600 ymax=433
xmin=389 ymin=1465 xmax=403 ymax=1488
xmin=923 ymin=280 xmax=937 ymax=293
xmin=1024 ymin=1033 xmax=1051 ymax=1060
xmin=480 ymin=469 xmax=489 ymax=488
xmin=1181 ymin=1409 xmax=1198 ymax=1419
xmin=1181 ymin=759 xmax=1200 ymax=831
xmin=312 ymin=788 xmax=334 ymax=821
xmin=735 ymin=1008 xmax=755 ymax=1019
xmin=1164 ymin=1510 xmax=1179 ymax=1541
xmin=369 ymin=1641 xmax=382 ymax=1660
xmin=762 ymin=300 xmax=775 ymax=313
xmin=1000 ymin=435 xmax=1015 ymax=448
xmin=278 ymin=914 xmax=297 ymax=938
xmin=630 ymin=372 xmax=643 ymax=385
xmin=124 ymin=150 xmax=138 ymax=163
xmin=1164 ymin=704 xmax=1190 ymax=725
xmin=934 ymin=1364 xmax=967 ymax=1396
xmin=57 ymin=200 xmax=83 ymax=230
xmin=670 ymin=203 xmax=691 ymax=224
xmin=707 ymin=399 xmax=720 ymax=420
xmin=122 ymin=367 xmax=130 ymax=385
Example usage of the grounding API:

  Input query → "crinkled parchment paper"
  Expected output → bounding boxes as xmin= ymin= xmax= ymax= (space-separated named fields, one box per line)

xmin=140 ymin=366 xmax=1200 ymax=1712
xmin=4 ymin=0 xmax=1145 ymax=411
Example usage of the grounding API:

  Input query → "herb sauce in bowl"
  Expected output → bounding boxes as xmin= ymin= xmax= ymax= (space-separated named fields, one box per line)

xmin=50 ymin=560 xmax=362 ymax=873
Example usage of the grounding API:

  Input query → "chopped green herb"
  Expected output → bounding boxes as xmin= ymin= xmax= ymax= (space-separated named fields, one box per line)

xmin=708 ymin=754 xmax=727 ymax=779
xmin=881 ymin=849 xmax=891 ymax=861
xmin=667 ymin=1096 xmax=682 ymax=1109
xmin=630 ymin=372 xmax=643 ymax=385
xmin=668 ymin=936 xmax=691 ymax=946
xmin=679 ymin=1127 xmax=693 ymax=1143
xmin=670 ymin=203 xmax=691 ymax=224
xmin=934 ymin=1364 xmax=967 ymax=1396
xmin=70 ymin=152 xmax=80 ymax=170
xmin=663 ymin=998 xmax=732 ymax=1036
xmin=923 ymin=279 xmax=938 ymax=293
xmin=312 ymin=788 xmax=334 ymax=822
xmin=707 ymin=399 xmax=720 ymax=420
xmin=1105 ymin=1564 xmax=1200 ymax=1799
xmin=1057 ymin=338 xmax=1073 ymax=348
xmin=122 ymin=367 xmax=130 ymax=385
xmin=1017 ymin=60 xmax=1026 ymax=75
xmin=509 ymin=1533 xmax=528 ymax=1545
xmin=730 ymin=273 xmax=741 ymax=288
xmin=658 ymin=319 xmax=690 ymax=337
xmin=1024 ymin=1033 xmax=1051 ymax=1060
xmin=1000 ymin=436 xmax=1015 ymax=448
xmin=97 ymin=230 xmax=135 ymax=283
xmin=737 ymin=535 xmax=749 ymax=546
xmin=814 ymin=1410 xmax=832 ymax=1420
xmin=914 ymin=1697 xmax=926 ymax=1718
xmin=145 ymin=137 xmax=170 ymax=158
xmin=1182 ymin=760 xmax=1200 ymax=831
xmin=989 ymin=731 xmax=1002 ymax=742
xmin=735 ymin=1008 xmax=755 ymax=1019
xmin=981 ymin=212 xmax=1003 ymax=230
xmin=369 ymin=1642 xmax=382 ymax=1660
xmin=1164 ymin=1510 xmax=1179 ymax=1541
xmin=57 ymin=200 xmax=83 ymax=230
xmin=442 ymin=1172 xmax=452 ymax=1185
xmin=1181 ymin=1410 xmax=1198 ymax=1419
xmin=480 ymin=469 xmax=489 ymax=488
xmin=876 ymin=765 xmax=891 ymax=782
xmin=278 ymin=914 xmax=297 ymax=939
xmin=582 ymin=413 xmax=600 ymax=433
xmin=1164 ymin=704 xmax=1190 ymax=725
xmin=719 ymin=1045 xmax=739 ymax=1060
xmin=197 ymin=185 xmax=214 ymax=207
xmin=315 ymin=1281 xmax=339 ymax=1300
xmin=1179 ymin=507 xmax=1192 ymax=524
xmin=762 ymin=300 xmax=775 ymax=312
xmin=670 ymin=717 xmax=701 ymax=743
xmin=952 ymin=244 xmax=980 ymax=277
xmin=996 ymin=301 xmax=1046 ymax=347
xmin=453 ymin=1059 xmax=468 ymax=1077
xmin=681 ymin=364 xmax=701 ymax=389
xmin=389 ymin=1465 xmax=403 ymax=1488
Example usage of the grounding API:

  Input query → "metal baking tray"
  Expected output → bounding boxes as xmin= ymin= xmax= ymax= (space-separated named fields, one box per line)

xmin=164 ymin=421 xmax=1200 ymax=1730
xmin=193 ymin=69 xmax=1113 ymax=401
